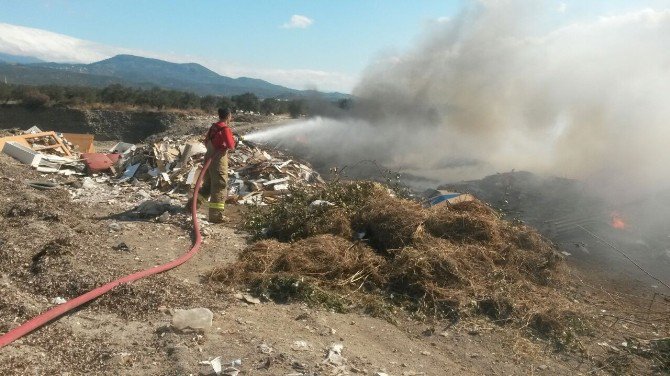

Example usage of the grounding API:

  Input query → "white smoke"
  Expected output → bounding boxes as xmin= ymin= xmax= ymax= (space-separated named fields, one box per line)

xmin=264 ymin=2 xmax=670 ymax=201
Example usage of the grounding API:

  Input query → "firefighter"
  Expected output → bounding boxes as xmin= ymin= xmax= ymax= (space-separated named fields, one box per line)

xmin=199 ymin=107 xmax=236 ymax=223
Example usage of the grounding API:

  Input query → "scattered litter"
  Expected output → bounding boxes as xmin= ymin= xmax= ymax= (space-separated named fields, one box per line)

xmin=2 ymin=127 xmax=323 ymax=208
xmin=108 ymin=222 xmax=122 ymax=232
xmin=258 ymin=343 xmax=274 ymax=354
xmin=310 ymin=200 xmax=335 ymax=207
xmin=233 ymin=292 xmax=262 ymax=304
xmin=199 ymin=356 xmax=222 ymax=375
xmin=157 ymin=211 xmax=171 ymax=223
xmin=423 ymin=189 xmax=475 ymax=207
xmin=118 ymin=163 xmax=140 ymax=183
xmin=171 ymin=307 xmax=213 ymax=331
xmin=136 ymin=197 xmax=176 ymax=217
xmin=323 ymin=343 xmax=346 ymax=366
xmin=81 ymin=177 xmax=97 ymax=190
xmin=51 ymin=297 xmax=67 ymax=305
xmin=291 ymin=340 xmax=310 ymax=351
xmin=26 ymin=181 xmax=59 ymax=190
xmin=221 ymin=367 xmax=239 ymax=376
xmin=113 ymin=242 xmax=131 ymax=252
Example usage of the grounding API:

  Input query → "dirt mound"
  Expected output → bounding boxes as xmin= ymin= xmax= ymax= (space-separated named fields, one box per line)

xmin=212 ymin=182 xmax=579 ymax=343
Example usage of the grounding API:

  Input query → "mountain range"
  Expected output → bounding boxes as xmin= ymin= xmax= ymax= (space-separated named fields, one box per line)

xmin=0 ymin=54 xmax=349 ymax=100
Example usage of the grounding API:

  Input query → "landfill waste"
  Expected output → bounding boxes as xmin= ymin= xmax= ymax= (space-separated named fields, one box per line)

xmin=234 ymin=293 xmax=260 ymax=305
xmin=323 ymin=343 xmax=346 ymax=366
xmin=258 ymin=343 xmax=274 ymax=354
xmin=171 ymin=307 xmax=213 ymax=331
xmin=1 ymin=126 xmax=324 ymax=208
xmin=199 ymin=356 xmax=222 ymax=375
xmin=50 ymin=297 xmax=67 ymax=305
xmin=291 ymin=340 xmax=310 ymax=351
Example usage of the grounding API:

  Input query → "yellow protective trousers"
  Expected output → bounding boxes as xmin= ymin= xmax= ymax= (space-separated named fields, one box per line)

xmin=200 ymin=150 xmax=228 ymax=222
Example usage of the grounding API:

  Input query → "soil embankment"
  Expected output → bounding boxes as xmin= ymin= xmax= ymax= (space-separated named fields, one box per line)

xmin=0 ymin=106 xmax=211 ymax=142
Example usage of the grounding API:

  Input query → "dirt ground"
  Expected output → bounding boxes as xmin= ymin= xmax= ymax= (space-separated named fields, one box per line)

xmin=0 ymin=150 xmax=667 ymax=375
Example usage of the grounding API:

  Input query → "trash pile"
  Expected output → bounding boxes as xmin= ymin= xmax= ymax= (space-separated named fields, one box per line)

xmin=0 ymin=126 xmax=325 ymax=208
xmin=228 ymin=146 xmax=325 ymax=205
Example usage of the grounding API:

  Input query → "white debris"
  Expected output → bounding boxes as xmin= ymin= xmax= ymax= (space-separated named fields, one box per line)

xmin=291 ymin=340 xmax=310 ymax=351
xmin=258 ymin=343 xmax=274 ymax=354
xmin=310 ymin=200 xmax=335 ymax=207
xmin=199 ymin=356 xmax=222 ymax=375
xmin=81 ymin=177 xmax=97 ymax=189
xmin=172 ymin=308 xmax=213 ymax=331
xmin=51 ymin=297 xmax=67 ymax=305
xmin=323 ymin=343 xmax=346 ymax=366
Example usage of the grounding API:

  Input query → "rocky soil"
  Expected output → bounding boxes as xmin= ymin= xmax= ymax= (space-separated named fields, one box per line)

xmin=0 ymin=142 xmax=667 ymax=375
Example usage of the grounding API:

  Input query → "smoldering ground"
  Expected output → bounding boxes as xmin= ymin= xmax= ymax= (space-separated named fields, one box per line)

xmin=247 ymin=1 xmax=670 ymax=204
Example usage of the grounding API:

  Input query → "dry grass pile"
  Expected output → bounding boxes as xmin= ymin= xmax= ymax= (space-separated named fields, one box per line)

xmin=210 ymin=235 xmax=386 ymax=311
xmin=218 ymin=181 xmax=584 ymax=346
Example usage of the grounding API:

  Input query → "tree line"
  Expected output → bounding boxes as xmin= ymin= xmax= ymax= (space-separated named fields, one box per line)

xmin=0 ymin=83 xmax=310 ymax=117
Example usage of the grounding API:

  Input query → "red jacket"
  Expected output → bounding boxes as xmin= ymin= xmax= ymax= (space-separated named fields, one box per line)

xmin=205 ymin=121 xmax=235 ymax=152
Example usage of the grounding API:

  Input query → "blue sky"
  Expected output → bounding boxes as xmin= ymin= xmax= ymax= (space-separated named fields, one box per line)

xmin=0 ymin=1 xmax=457 ymax=71
xmin=0 ymin=1 xmax=463 ymax=91
xmin=0 ymin=0 xmax=668 ymax=92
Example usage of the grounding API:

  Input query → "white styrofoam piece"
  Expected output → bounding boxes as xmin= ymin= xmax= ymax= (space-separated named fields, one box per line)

xmin=2 ymin=141 xmax=42 ymax=167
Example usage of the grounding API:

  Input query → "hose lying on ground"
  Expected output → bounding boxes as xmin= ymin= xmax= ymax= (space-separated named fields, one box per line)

xmin=0 ymin=156 xmax=214 ymax=349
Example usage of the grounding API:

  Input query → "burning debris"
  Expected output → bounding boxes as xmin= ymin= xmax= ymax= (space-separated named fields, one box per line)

xmin=610 ymin=212 xmax=626 ymax=230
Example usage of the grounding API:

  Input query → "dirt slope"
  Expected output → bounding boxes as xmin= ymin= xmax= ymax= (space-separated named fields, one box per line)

xmin=0 ymin=153 xmax=667 ymax=375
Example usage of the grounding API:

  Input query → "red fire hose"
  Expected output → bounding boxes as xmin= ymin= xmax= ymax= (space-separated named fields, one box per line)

xmin=0 ymin=156 xmax=214 ymax=349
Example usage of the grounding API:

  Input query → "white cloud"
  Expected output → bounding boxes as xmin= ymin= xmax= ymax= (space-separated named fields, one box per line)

xmin=282 ymin=15 xmax=314 ymax=29
xmin=0 ymin=22 xmax=130 ymax=63
xmin=0 ymin=22 xmax=353 ymax=92
xmin=556 ymin=2 xmax=567 ymax=13
xmin=205 ymin=61 xmax=355 ymax=93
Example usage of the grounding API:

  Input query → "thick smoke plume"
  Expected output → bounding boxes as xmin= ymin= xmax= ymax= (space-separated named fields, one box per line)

xmin=250 ymin=1 xmax=670 ymax=202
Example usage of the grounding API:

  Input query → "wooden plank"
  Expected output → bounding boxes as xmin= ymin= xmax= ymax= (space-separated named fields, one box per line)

xmin=0 ymin=131 xmax=72 ymax=156
xmin=62 ymin=133 xmax=95 ymax=153
xmin=32 ymin=144 xmax=63 ymax=151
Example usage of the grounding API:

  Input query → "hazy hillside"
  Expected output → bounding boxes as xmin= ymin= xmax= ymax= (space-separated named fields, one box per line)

xmin=1 ymin=54 xmax=349 ymax=99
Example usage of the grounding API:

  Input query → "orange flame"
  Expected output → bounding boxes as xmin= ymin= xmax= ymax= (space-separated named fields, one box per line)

xmin=611 ymin=212 xmax=626 ymax=230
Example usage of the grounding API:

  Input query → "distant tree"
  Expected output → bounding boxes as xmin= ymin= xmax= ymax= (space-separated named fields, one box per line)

xmin=41 ymin=85 xmax=65 ymax=103
xmin=64 ymin=86 xmax=98 ymax=104
xmin=260 ymin=98 xmax=282 ymax=115
xmin=154 ymin=87 xmax=175 ymax=109
xmin=100 ymin=84 xmax=134 ymax=104
xmin=216 ymin=96 xmax=235 ymax=111
xmin=288 ymin=99 xmax=306 ymax=118
xmin=337 ymin=98 xmax=353 ymax=110
xmin=176 ymin=92 xmax=200 ymax=109
xmin=22 ymin=89 xmax=50 ymax=109
xmin=11 ymin=85 xmax=28 ymax=102
xmin=231 ymin=92 xmax=260 ymax=112
xmin=200 ymin=95 xmax=219 ymax=112
xmin=0 ymin=83 xmax=11 ymax=104
xmin=275 ymin=100 xmax=290 ymax=114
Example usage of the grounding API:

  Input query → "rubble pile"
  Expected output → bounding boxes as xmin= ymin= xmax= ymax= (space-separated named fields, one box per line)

xmin=228 ymin=147 xmax=325 ymax=205
xmin=0 ymin=126 xmax=324 ymax=209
